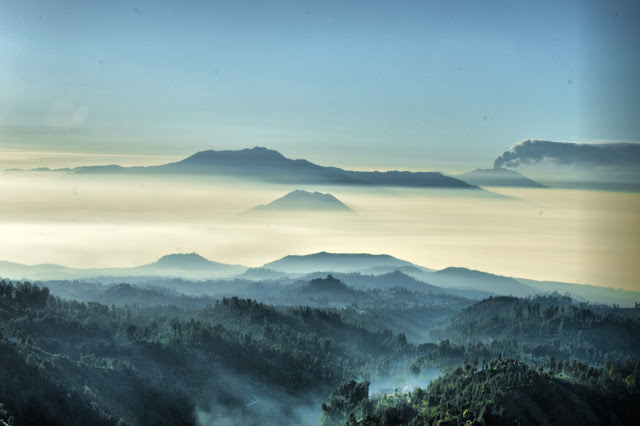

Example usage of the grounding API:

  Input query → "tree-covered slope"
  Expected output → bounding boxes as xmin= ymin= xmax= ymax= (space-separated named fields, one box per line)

xmin=321 ymin=357 xmax=640 ymax=425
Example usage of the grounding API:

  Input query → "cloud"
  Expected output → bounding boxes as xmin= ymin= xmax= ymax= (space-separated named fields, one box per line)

xmin=194 ymin=367 xmax=321 ymax=426
xmin=493 ymin=140 xmax=640 ymax=169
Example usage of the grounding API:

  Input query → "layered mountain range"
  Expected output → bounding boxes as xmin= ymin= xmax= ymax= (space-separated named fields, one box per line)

xmin=2 ymin=251 xmax=636 ymax=306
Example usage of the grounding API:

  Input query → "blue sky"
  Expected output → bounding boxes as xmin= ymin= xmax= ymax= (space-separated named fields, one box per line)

xmin=1 ymin=0 xmax=638 ymax=170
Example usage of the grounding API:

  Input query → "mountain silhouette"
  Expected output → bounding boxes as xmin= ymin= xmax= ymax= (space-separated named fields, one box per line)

xmin=149 ymin=253 xmax=230 ymax=269
xmin=1 ymin=252 xmax=638 ymax=306
xmin=32 ymin=147 xmax=478 ymax=189
xmin=456 ymin=168 xmax=546 ymax=188
xmin=261 ymin=251 xmax=415 ymax=274
xmin=301 ymin=270 xmax=444 ymax=293
xmin=247 ymin=190 xmax=353 ymax=213
xmin=134 ymin=253 xmax=247 ymax=277
xmin=431 ymin=267 xmax=539 ymax=298
xmin=300 ymin=275 xmax=358 ymax=295
xmin=0 ymin=253 xmax=247 ymax=281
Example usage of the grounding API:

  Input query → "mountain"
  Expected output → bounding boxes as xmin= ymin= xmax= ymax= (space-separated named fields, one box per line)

xmin=5 ymin=251 xmax=634 ymax=306
xmin=301 ymin=270 xmax=445 ymax=293
xmin=139 ymin=253 xmax=246 ymax=276
xmin=456 ymin=167 xmax=547 ymax=188
xmin=0 ymin=261 xmax=76 ymax=281
xmin=432 ymin=293 xmax=575 ymax=339
xmin=298 ymin=270 xmax=495 ymax=300
xmin=15 ymin=147 xmax=479 ymax=189
xmin=430 ymin=267 xmax=540 ymax=298
xmin=491 ymin=140 xmax=640 ymax=191
xmin=150 ymin=253 xmax=221 ymax=268
xmin=261 ymin=252 xmax=416 ymax=274
xmin=358 ymin=265 xmax=434 ymax=275
xmin=247 ymin=190 xmax=353 ymax=213
xmin=518 ymin=278 xmax=640 ymax=307
xmin=0 ymin=253 xmax=247 ymax=281
xmin=150 ymin=147 xmax=350 ymax=184
xmin=299 ymin=275 xmax=358 ymax=295
xmin=320 ymin=262 xmax=639 ymax=306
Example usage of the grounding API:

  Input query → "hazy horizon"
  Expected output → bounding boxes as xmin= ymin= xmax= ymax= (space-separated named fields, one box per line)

xmin=2 ymin=3 xmax=639 ymax=424
xmin=2 ymin=1 xmax=639 ymax=170
xmin=0 ymin=172 xmax=637 ymax=291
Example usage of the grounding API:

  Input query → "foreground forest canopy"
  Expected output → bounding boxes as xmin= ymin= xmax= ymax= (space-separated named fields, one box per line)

xmin=0 ymin=276 xmax=639 ymax=425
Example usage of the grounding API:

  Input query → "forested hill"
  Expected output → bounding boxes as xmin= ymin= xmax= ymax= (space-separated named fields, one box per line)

xmin=320 ymin=357 xmax=640 ymax=425
xmin=0 ymin=280 xmax=414 ymax=425
xmin=1 ymin=279 xmax=639 ymax=425
xmin=430 ymin=294 xmax=640 ymax=364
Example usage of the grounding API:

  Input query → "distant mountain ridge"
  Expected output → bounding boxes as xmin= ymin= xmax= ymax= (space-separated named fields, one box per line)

xmin=1 ymin=251 xmax=637 ymax=306
xmin=431 ymin=267 xmax=540 ymax=298
xmin=247 ymin=190 xmax=353 ymax=213
xmin=0 ymin=253 xmax=246 ymax=281
xmin=152 ymin=253 xmax=222 ymax=268
xmin=456 ymin=167 xmax=546 ymax=188
xmin=261 ymin=251 xmax=416 ymax=274
xmin=144 ymin=253 xmax=246 ymax=276
xmin=9 ymin=147 xmax=478 ymax=189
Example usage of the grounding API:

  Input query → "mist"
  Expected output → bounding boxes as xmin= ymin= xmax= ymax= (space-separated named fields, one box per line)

xmin=193 ymin=367 xmax=322 ymax=426
xmin=0 ymin=172 xmax=638 ymax=290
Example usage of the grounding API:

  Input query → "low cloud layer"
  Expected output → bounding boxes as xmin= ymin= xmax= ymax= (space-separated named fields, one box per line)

xmin=494 ymin=140 xmax=640 ymax=168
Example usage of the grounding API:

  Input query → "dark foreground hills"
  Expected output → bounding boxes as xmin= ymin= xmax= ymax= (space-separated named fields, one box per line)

xmin=322 ymin=358 xmax=640 ymax=425
xmin=1 ymin=278 xmax=638 ymax=426
xmin=8 ymin=147 xmax=478 ymax=189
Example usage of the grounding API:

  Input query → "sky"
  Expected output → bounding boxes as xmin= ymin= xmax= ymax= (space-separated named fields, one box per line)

xmin=1 ymin=0 xmax=639 ymax=171
xmin=1 ymin=1 xmax=639 ymax=291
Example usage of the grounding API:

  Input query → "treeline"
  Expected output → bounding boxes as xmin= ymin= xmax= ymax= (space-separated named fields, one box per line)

xmin=1 ymin=280 xmax=639 ymax=425
xmin=430 ymin=295 xmax=640 ymax=364
xmin=0 ymin=280 xmax=414 ymax=425
xmin=320 ymin=356 xmax=640 ymax=425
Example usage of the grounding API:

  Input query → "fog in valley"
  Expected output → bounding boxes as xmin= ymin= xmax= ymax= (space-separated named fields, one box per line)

xmin=1 ymin=172 xmax=637 ymax=290
xmin=2 ymin=1 xmax=639 ymax=423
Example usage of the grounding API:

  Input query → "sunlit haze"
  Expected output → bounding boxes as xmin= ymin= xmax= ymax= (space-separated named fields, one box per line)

xmin=0 ymin=173 xmax=637 ymax=290
xmin=2 ymin=2 xmax=640 ymax=424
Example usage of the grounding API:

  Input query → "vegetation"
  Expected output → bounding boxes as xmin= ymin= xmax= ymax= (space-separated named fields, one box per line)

xmin=430 ymin=295 xmax=640 ymax=365
xmin=0 ymin=279 xmax=638 ymax=425
xmin=323 ymin=357 xmax=640 ymax=425
xmin=0 ymin=280 xmax=412 ymax=425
